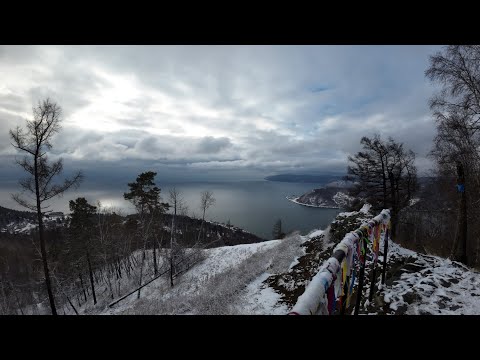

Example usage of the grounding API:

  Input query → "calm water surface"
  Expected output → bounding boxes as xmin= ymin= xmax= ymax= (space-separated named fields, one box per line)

xmin=1 ymin=181 xmax=342 ymax=239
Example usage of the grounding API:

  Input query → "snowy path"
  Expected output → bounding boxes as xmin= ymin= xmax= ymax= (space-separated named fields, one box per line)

xmin=102 ymin=232 xmax=309 ymax=315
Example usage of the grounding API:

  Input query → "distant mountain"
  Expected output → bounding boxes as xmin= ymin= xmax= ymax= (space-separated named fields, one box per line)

xmin=265 ymin=174 xmax=344 ymax=184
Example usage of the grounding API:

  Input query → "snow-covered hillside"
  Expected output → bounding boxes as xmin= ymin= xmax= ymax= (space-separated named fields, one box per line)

xmin=22 ymin=204 xmax=480 ymax=315
xmin=98 ymin=230 xmax=480 ymax=315
xmin=103 ymin=207 xmax=480 ymax=315
xmin=0 ymin=214 xmax=68 ymax=235
xmin=286 ymin=187 xmax=354 ymax=209
xmin=104 ymin=233 xmax=312 ymax=315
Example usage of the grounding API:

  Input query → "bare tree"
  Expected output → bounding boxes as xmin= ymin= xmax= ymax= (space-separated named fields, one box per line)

xmin=168 ymin=187 xmax=184 ymax=287
xmin=426 ymin=45 xmax=480 ymax=133
xmin=426 ymin=45 xmax=480 ymax=265
xmin=196 ymin=191 xmax=216 ymax=245
xmin=347 ymin=134 xmax=418 ymax=236
xmin=9 ymin=98 xmax=83 ymax=315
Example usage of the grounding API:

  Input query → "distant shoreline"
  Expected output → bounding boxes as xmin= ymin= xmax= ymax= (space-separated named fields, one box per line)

xmin=286 ymin=196 xmax=340 ymax=209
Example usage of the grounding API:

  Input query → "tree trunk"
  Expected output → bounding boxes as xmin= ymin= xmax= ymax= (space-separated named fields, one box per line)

xmin=456 ymin=163 xmax=468 ymax=265
xmin=0 ymin=280 xmax=8 ymax=314
xmin=86 ymin=249 xmax=97 ymax=305
xmin=381 ymin=156 xmax=387 ymax=208
xmin=388 ymin=171 xmax=397 ymax=238
xmin=105 ymin=259 xmax=114 ymax=300
xmin=115 ymin=258 xmax=122 ymax=279
xmin=170 ymin=256 xmax=174 ymax=287
xmin=153 ymin=234 xmax=158 ymax=275
xmin=137 ymin=216 xmax=150 ymax=299
xmin=137 ymin=238 xmax=147 ymax=299
xmin=79 ymin=273 xmax=87 ymax=303
xmin=170 ymin=203 xmax=177 ymax=287
xmin=13 ymin=289 xmax=24 ymax=315
xmin=65 ymin=294 xmax=79 ymax=315
xmin=197 ymin=209 xmax=206 ymax=245
xmin=381 ymin=228 xmax=389 ymax=284
xmin=34 ymin=156 xmax=57 ymax=315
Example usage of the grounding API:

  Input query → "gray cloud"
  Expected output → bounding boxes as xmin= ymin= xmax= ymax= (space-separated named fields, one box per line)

xmin=0 ymin=93 xmax=26 ymax=113
xmin=196 ymin=136 xmax=231 ymax=154
xmin=0 ymin=45 xmax=443 ymax=192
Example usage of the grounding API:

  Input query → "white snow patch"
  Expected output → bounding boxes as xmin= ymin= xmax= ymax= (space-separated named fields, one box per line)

xmin=286 ymin=196 xmax=339 ymax=209
xmin=308 ymin=229 xmax=324 ymax=239
xmin=409 ymin=198 xmax=420 ymax=206
xmin=236 ymin=272 xmax=288 ymax=315
xmin=380 ymin=239 xmax=480 ymax=315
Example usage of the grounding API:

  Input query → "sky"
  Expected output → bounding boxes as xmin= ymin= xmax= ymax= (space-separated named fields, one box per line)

xmin=0 ymin=45 xmax=443 ymax=199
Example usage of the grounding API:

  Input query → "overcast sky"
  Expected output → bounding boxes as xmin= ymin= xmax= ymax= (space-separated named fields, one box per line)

xmin=0 ymin=45 xmax=442 ymax=192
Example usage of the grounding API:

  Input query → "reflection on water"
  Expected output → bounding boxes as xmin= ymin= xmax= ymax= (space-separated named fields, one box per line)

xmin=0 ymin=181 xmax=342 ymax=239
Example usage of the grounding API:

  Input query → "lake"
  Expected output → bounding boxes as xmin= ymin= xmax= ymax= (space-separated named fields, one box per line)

xmin=1 ymin=181 xmax=342 ymax=239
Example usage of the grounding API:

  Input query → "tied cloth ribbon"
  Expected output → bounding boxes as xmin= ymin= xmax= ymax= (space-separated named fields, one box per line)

xmin=347 ymin=257 xmax=357 ymax=308
xmin=337 ymin=257 xmax=349 ymax=313
xmin=333 ymin=259 xmax=343 ymax=312
xmin=341 ymin=258 xmax=348 ymax=296
xmin=360 ymin=227 xmax=371 ymax=262
xmin=346 ymin=239 xmax=359 ymax=308
xmin=327 ymin=274 xmax=337 ymax=315
xmin=373 ymin=225 xmax=381 ymax=263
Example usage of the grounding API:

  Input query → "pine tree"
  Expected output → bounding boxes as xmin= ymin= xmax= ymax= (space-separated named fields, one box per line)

xmin=272 ymin=219 xmax=283 ymax=239
xmin=123 ymin=171 xmax=168 ymax=298
xmin=68 ymin=197 xmax=97 ymax=304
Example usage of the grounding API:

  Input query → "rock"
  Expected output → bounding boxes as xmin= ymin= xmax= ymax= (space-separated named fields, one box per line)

xmin=438 ymin=278 xmax=452 ymax=288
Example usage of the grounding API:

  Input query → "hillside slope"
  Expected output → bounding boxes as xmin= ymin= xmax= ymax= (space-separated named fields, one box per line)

xmin=53 ymin=206 xmax=480 ymax=315
xmin=104 ymin=234 xmax=310 ymax=315
xmin=131 ymin=216 xmax=479 ymax=314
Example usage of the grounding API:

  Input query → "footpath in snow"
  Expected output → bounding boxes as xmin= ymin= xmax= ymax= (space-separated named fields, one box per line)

xmin=103 ymin=232 xmax=313 ymax=315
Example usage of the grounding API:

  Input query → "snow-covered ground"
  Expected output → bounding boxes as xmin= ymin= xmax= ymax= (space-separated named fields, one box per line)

xmin=379 ymin=241 xmax=480 ymax=315
xmin=84 ymin=223 xmax=480 ymax=315
xmin=27 ymin=202 xmax=480 ymax=315
xmin=337 ymin=203 xmax=371 ymax=217
xmin=286 ymin=191 xmax=353 ymax=209
xmin=285 ymin=196 xmax=339 ymax=209
xmin=100 ymin=231 xmax=319 ymax=315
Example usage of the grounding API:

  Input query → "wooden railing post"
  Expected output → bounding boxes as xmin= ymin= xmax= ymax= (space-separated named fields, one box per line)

xmin=381 ymin=226 xmax=389 ymax=285
xmin=354 ymin=235 xmax=367 ymax=315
